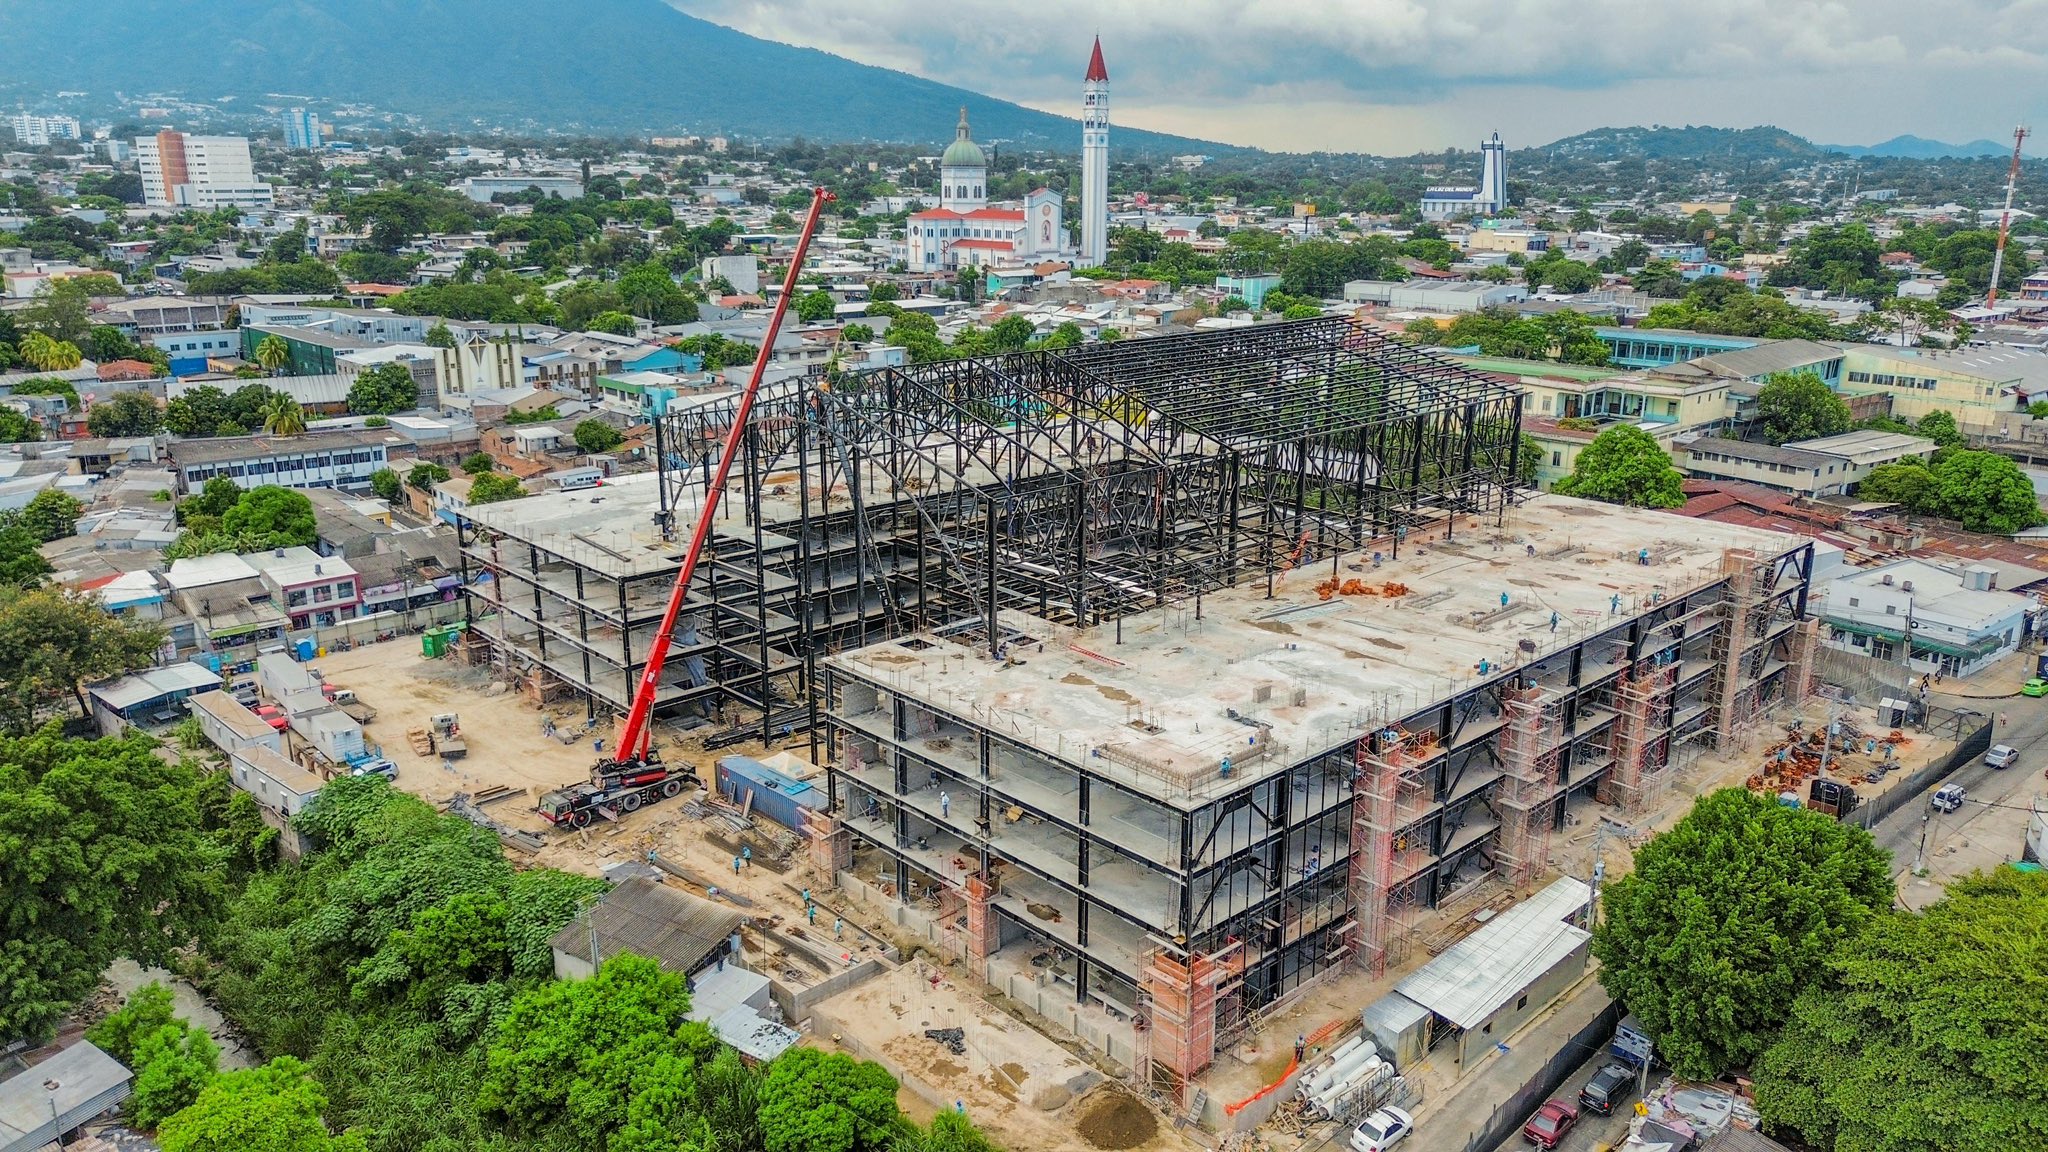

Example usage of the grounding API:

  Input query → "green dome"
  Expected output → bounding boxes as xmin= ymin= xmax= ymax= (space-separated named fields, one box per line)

xmin=941 ymin=107 xmax=985 ymax=168
xmin=941 ymin=137 xmax=987 ymax=168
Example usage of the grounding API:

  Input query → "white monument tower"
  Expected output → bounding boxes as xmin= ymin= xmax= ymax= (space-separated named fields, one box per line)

xmin=1478 ymin=132 xmax=1507 ymax=215
xmin=1080 ymin=36 xmax=1109 ymax=268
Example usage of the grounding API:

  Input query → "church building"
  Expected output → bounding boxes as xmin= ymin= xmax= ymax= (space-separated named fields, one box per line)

xmin=905 ymin=108 xmax=1066 ymax=271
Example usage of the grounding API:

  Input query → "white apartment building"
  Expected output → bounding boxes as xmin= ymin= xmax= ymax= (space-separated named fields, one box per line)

xmin=10 ymin=113 xmax=81 ymax=146
xmin=136 ymin=132 xmax=274 ymax=208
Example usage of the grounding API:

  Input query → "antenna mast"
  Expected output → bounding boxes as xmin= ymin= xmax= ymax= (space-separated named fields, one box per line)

xmin=1987 ymin=124 xmax=2030 ymax=309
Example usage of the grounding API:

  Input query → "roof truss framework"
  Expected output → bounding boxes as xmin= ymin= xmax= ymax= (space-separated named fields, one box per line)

xmin=641 ymin=319 xmax=1525 ymax=730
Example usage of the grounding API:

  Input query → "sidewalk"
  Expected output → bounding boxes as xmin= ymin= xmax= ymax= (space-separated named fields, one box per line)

xmin=1406 ymin=975 xmax=1614 ymax=1152
xmin=1926 ymin=649 xmax=2038 ymax=700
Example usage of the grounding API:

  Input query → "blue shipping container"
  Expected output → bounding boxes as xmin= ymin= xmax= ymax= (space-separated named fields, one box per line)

xmin=716 ymin=755 xmax=824 ymax=832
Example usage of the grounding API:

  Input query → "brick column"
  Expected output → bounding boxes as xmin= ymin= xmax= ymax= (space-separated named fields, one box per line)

xmin=805 ymin=812 xmax=851 ymax=875
xmin=964 ymin=874 xmax=1000 ymax=963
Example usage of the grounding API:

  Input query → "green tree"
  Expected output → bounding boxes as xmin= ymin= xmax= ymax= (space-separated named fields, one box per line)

xmin=1752 ymin=867 xmax=2048 ymax=1152
xmin=1858 ymin=460 xmax=1937 ymax=510
xmin=467 ymin=473 xmax=525 ymax=505
xmin=1402 ymin=318 xmax=1444 ymax=345
xmin=424 ymin=321 xmax=457 ymax=349
xmin=346 ymin=363 xmax=419 ymax=415
xmin=0 ymin=517 xmax=51 ymax=589
xmin=588 ymin=310 xmax=638 ymax=336
xmin=478 ymin=954 xmax=718 ymax=1147
xmin=407 ymin=462 xmax=451 ymax=491
xmin=617 ymin=261 xmax=700 ymax=325
xmin=1915 ymin=409 xmax=1965 ymax=450
xmin=866 ymin=280 xmax=900 ymax=303
xmin=1553 ymin=425 xmax=1685 ymax=509
xmin=1755 ymin=370 xmax=1853 ymax=445
xmin=797 ymin=289 xmax=837 ymax=323
xmin=0 ymin=729 xmax=220 ymax=1043
xmin=573 ymin=420 xmax=625 ymax=454
xmin=841 ymin=322 xmax=875 ymax=344
xmin=758 ymin=1047 xmax=900 ymax=1152
xmin=0 ymin=586 xmax=166 ymax=728
xmin=1282 ymin=303 xmax=1323 ymax=320
xmin=17 ymin=488 xmax=82 ymax=541
xmin=165 ymin=384 xmax=235 ymax=437
xmin=460 ymin=452 xmax=495 ymax=476
xmin=368 ymin=468 xmax=402 ymax=502
xmin=179 ymin=476 xmax=243 ymax=526
xmin=899 ymin=1112 xmax=1001 ymax=1152
xmin=254 ymin=334 xmax=292 ymax=375
xmin=1930 ymin=449 xmax=2045 ymax=534
xmin=158 ymin=1056 xmax=364 ymax=1152
xmin=18 ymin=332 xmax=84 ymax=372
xmin=222 ymin=486 xmax=318 ymax=548
xmin=0 ymin=407 xmax=40 ymax=443
xmin=1593 ymin=788 xmax=1892 ymax=1080
xmin=129 ymin=1019 xmax=223 ymax=1129
xmin=87 ymin=391 xmax=164 ymax=437
xmin=86 ymin=982 xmax=179 ymax=1065
xmin=263 ymin=395 xmax=308 ymax=436
xmin=987 ymin=314 xmax=1035 ymax=353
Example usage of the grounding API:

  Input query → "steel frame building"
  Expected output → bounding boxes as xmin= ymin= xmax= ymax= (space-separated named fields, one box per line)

xmin=456 ymin=320 xmax=1818 ymax=1099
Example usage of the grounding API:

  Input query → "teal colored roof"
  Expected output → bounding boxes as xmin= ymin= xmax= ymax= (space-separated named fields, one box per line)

xmin=1453 ymin=354 xmax=1622 ymax=382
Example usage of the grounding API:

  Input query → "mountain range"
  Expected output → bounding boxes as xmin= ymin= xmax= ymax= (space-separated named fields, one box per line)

xmin=1822 ymin=135 xmax=2015 ymax=159
xmin=0 ymin=0 xmax=1218 ymax=154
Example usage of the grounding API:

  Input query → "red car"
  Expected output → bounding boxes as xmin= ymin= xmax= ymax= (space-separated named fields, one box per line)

xmin=1522 ymin=1099 xmax=1579 ymax=1149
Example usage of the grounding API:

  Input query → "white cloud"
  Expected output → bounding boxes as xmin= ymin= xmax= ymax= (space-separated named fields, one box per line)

xmin=671 ymin=0 xmax=2048 ymax=151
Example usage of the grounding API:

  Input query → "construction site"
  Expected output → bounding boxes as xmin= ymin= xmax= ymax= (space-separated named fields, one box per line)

xmin=450 ymin=318 xmax=1822 ymax=1121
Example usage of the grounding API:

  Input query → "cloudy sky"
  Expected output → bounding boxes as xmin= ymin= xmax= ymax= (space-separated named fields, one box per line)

xmin=672 ymin=0 xmax=2047 ymax=154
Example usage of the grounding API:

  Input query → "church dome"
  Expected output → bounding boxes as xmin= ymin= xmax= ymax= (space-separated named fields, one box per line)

xmin=941 ymin=107 xmax=986 ymax=168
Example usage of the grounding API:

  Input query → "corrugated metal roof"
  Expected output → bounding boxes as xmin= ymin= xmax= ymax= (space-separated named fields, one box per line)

xmin=0 ymin=1042 xmax=131 ymax=1152
xmin=1394 ymin=877 xmax=1591 ymax=1029
xmin=550 ymin=877 xmax=745 ymax=973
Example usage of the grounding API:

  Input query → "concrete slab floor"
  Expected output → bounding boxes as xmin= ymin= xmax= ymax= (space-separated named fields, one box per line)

xmin=827 ymin=494 xmax=1804 ymax=809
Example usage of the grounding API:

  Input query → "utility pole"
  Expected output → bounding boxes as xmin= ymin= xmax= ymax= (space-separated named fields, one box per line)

xmin=1988 ymin=125 xmax=2030 ymax=310
xmin=1912 ymin=813 xmax=1931 ymax=876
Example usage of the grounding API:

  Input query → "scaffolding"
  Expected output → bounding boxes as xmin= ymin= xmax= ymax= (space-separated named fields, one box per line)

xmin=1350 ymin=723 xmax=1438 ymax=977
xmin=1712 ymin=549 xmax=1764 ymax=749
xmin=1604 ymin=663 xmax=1676 ymax=816
xmin=1493 ymin=683 xmax=1562 ymax=893
xmin=1139 ymin=941 xmax=1243 ymax=1107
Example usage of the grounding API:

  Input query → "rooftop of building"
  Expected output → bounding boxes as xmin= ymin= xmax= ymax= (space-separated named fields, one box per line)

xmin=824 ymin=493 xmax=1804 ymax=808
xmin=1450 ymin=354 xmax=1622 ymax=383
xmin=1681 ymin=436 xmax=1835 ymax=468
xmin=186 ymin=689 xmax=277 ymax=742
xmin=1785 ymin=429 xmax=1936 ymax=457
xmin=245 ymin=544 xmax=355 ymax=587
xmin=167 ymin=428 xmax=398 ymax=465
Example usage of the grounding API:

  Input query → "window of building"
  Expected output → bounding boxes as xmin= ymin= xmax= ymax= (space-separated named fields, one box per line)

xmin=1885 ymin=604 xmax=1896 ymax=615
xmin=336 ymin=581 xmax=354 ymax=598
xmin=287 ymin=589 xmax=308 ymax=607
xmin=312 ymin=585 xmax=334 ymax=604
xmin=1551 ymin=451 xmax=1561 ymax=467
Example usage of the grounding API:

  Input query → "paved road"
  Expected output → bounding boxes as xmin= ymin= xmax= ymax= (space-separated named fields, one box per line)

xmin=1486 ymin=1044 xmax=1637 ymax=1152
xmin=1864 ymin=697 xmax=2045 ymax=873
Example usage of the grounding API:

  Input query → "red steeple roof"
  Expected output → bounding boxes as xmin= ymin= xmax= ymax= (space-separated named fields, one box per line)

xmin=1085 ymin=36 xmax=1108 ymax=83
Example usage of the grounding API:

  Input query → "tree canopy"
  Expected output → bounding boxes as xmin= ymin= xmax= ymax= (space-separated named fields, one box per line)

xmin=87 ymin=391 xmax=166 ymax=438
xmin=758 ymin=1048 xmax=901 ymax=1152
xmin=1593 ymin=787 xmax=1892 ymax=1080
xmin=1855 ymin=449 xmax=2045 ymax=534
xmin=1554 ymin=425 xmax=1685 ymax=508
xmin=346 ymin=363 xmax=420 ymax=415
xmin=158 ymin=1056 xmax=364 ymax=1152
xmin=1752 ymin=866 xmax=2048 ymax=1152
xmin=467 ymin=472 xmax=526 ymax=505
xmin=574 ymin=420 xmax=625 ymax=454
xmin=0 ymin=586 xmax=165 ymax=729
xmin=0 ymin=728 xmax=222 ymax=1044
xmin=1756 ymin=370 xmax=1852 ymax=445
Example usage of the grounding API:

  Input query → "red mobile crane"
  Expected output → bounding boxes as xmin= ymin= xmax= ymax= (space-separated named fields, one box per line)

xmin=538 ymin=186 xmax=838 ymax=830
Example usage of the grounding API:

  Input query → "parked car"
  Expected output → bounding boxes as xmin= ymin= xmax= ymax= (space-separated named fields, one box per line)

xmin=1523 ymin=1099 xmax=1579 ymax=1149
xmin=2022 ymin=677 xmax=2047 ymax=697
xmin=1986 ymin=744 xmax=2019 ymax=769
xmin=1348 ymin=1106 xmax=1414 ymax=1152
xmin=1931 ymin=783 xmax=1966 ymax=813
xmin=1579 ymin=1062 xmax=1634 ymax=1115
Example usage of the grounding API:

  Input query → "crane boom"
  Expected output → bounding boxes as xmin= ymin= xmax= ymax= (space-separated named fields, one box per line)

xmin=605 ymin=186 xmax=836 ymax=768
xmin=1988 ymin=125 xmax=2029 ymax=309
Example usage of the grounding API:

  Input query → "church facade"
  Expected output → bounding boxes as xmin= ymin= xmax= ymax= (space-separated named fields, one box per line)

xmin=905 ymin=108 xmax=1067 ymax=272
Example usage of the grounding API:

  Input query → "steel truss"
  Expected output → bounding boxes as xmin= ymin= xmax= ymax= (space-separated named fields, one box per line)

xmin=644 ymin=319 xmax=1524 ymax=736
